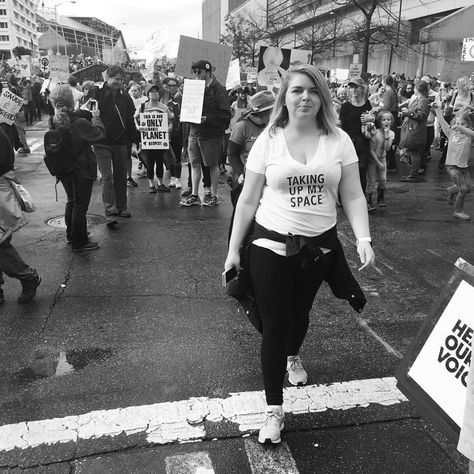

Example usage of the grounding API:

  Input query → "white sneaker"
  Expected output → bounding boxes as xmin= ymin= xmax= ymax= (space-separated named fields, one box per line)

xmin=204 ymin=186 xmax=212 ymax=196
xmin=169 ymin=177 xmax=176 ymax=188
xmin=287 ymin=355 xmax=308 ymax=386
xmin=175 ymin=179 xmax=182 ymax=189
xmin=258 ymin=412 xmax=285 ymax=444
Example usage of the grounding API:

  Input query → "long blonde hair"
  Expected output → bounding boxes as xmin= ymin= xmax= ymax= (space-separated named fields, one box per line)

xmin=456 ymin=76 xmax=471 ymax=97
xmin=269 ymin=64 xmax=339 ymax=136
xmin=49 ymin=85 xmax=75 ymax=128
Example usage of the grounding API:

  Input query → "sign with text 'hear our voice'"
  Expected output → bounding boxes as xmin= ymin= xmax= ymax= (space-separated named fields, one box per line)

xmin=139 ymin=112 xmax=169 ymax=150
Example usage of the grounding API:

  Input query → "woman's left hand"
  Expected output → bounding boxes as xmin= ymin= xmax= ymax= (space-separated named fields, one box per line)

xmin=357 ymin=241 xmax=375 ymax=271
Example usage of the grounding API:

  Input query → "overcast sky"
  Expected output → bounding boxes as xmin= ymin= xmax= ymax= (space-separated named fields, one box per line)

xmin=50 ymin=0 xmax=203 ymax=56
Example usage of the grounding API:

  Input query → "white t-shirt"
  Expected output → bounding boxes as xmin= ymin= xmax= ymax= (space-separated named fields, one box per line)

xmin=246 ymin=127 xmax=358 ymax=255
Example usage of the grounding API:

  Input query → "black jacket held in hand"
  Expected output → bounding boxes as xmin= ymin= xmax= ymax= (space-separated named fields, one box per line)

xmin=96 ymin=83 xmax=139 ymax=146
xmin=190 ymin=78 xmax=231 ymax=139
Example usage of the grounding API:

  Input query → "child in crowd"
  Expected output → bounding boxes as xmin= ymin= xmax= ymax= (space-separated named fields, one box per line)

xmin=366 ymin=111 xmax=395 ymax=211
xmin=432 ymin=104 xmax=474 ymax=220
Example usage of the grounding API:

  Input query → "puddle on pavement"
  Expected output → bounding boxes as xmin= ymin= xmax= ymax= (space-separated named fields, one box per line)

xmin=14 ymin=346 xmax=115 ymax=384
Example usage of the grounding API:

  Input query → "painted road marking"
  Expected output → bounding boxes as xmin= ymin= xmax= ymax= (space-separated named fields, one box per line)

xmin=0 ymin=377 xmax=407 ymax=453
xmin=165 ymin=451 xmax=215 ymax=474
xmin=29 ymin=139 xmax=42 ymax=152
xmin=355 ymin=317 xmax=403 ymax=359
xmin=245 ymin=438 xmax=299 ymax=474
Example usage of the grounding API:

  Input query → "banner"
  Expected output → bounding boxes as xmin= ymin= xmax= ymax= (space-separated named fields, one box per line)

xmin=180 ymin=79 xmax=205 ymax=124
xmin=48 ymin=55 xmax=70 ymax=83
xmin=175 ymin=36 xmax=232 ymax=85
xmin=461 ymin=37 xmax=474 ymax=62
xmin=139 ymin=112 xmax=169 ymax=150
xmin=0 ymin=89 xmax=24 ymax=125
xmin=257 ymin=46 xmax=312 ymax=87
xmin=397 ymin=258 xmax=474 ymax=442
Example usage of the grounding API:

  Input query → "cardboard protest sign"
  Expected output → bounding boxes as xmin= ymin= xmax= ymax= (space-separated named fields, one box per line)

xmin=180 ymin=79 xmax=205 ymax=124
xmin=48 ymin=55 xmax=70 ymax=83
xmin=0 ymin=89 xmax=24 ymax=125
xmin=226 ymin=58 xmax=241 ymax=90
xmin=397 ymin=258 xmax=474 ymax=443
xmin=175 ymin=36 xmax=232 ymax=85
xmin=257 ymin=46 xmax=312 ymax=87
xmin=18 ymin=56 xmax=31 ymax=78
xmin=139 ymin=112 xmax=169 ymax=150
xmin=349 ymin=63 xmax=362 ymax=79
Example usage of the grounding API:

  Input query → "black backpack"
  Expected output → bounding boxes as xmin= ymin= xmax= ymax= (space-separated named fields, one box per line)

xmin=43 ymin=120 xmax=79 ymax=179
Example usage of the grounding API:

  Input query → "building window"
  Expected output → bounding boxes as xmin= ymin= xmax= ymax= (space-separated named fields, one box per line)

xmin=0 ymin=35 xmax=9 ymax=41
xmin=0 ymin=22 xmax=7 ymax=28
xmin=0 ymin=9 xmax=6 ymax=15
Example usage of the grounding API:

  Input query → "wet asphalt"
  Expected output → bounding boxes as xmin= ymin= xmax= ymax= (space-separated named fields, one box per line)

xmin=0 ymin=118 xmax=473 ymax=472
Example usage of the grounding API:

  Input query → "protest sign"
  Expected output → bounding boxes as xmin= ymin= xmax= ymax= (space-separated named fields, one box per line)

xmin=175 ymin=36 xmax=232 ymax=85
xmin=49 ymin=55 xmax=70 ymax=83
xmin=349 ymin=63 xmax=362 ymax=79
xmin=18 ymin=56 xmax=31 ymax=78
xmin=139 ymin=112 xmax=169 ymax=150
xmin=0 ymin=89 xmax=24 ymax=125
xmin=462 ymin=37 xmax=474 ymax=61
xmin=40 ymin=57 xmax=50 ymax=74
xmin=226 ymin=58 xmax=241 ymax=90
xmin=180 ymin=79 xmax=205 ymax=124
xmin=245 ymin=67 xmax=257 ymax=84
xmin=257 ymin=46 xmax=312 ymax=87
xmin=397 ymin=258 xmax=474 ymax=442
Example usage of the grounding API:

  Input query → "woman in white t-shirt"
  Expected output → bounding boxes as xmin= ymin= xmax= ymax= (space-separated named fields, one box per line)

xmin=224 ymin=64 xmax=375 ymax=445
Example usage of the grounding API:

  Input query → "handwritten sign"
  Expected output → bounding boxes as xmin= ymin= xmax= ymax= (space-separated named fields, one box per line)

xmin=49 ymin=55 xmax=70 ymax=83
xmin=139 ymin=112 xmax=169 ymax=150
xmin=462 ymin=38 xmax=474 ymax=62
xmin=175 ymin=36 xmax=232 ymax=85
xmin=180 ymin=79 xmax=205 ymax=124
xmin=0 ymin=89 xmax=24 ymax=125
xmin=226 ymin=58 xmax=241 ymax=90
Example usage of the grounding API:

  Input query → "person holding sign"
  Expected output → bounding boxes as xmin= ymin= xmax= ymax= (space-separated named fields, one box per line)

xmin=181 ymin=60 xmax=231 ymax=207
xmin=134 ymin=84 xmax=174 ymax=193
xmin=224 ymin=64 xmax=374 ymax=445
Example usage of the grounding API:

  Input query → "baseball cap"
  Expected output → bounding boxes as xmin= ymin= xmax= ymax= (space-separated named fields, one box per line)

xmin=191 ymin=59 xmax=212 ymax=72
xmin=420 ymin=75 xmax=431 ymax=83
xmin=347 ymin=77 xmax=366 ymax=88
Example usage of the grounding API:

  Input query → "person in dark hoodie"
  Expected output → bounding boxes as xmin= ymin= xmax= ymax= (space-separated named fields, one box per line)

xmin=181 ymin=59 xmax=231 ymax=207
xmin=0 ymin=126 xmax=41 ymax=304
xmin=49 ymin=85 xmax=106 ymax=251
xmin=94 ymin=65 xmax=139 ymax=228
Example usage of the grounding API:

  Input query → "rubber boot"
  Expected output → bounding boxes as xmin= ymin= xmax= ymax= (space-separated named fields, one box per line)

xmin=377 ymin=188 xmax=386 ymax=207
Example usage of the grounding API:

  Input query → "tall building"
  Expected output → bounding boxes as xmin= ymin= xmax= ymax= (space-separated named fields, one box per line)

xmin=0 ymin=0 xmax=38 ymax=59
xmin=202 ymin=0 xmax=228 ymax=43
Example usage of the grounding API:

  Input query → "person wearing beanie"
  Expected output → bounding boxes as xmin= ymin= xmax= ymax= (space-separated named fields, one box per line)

xmin=181 ymin=59 xmax=231 ymax=207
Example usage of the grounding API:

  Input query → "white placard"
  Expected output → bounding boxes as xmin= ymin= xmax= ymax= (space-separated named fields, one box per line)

xmin=175 ymin=35 xmax=232 ymax=85
xmin=39 ymin=56 xmax=50 ymax=73
xmin=0 ymin=89 xmax=24 ymax=125
xmin=18 ymin=56 xmax=31 ymax=78
xmin=139 ymin=112 xmax=169 ymax=150
xmin=461 ymin=37 xmax=474 ymax=62
xmin=180 ymin=79 xmax=205 ymax=124
xmin=349 ymin=63 xmax=362 ymax=79
xmin=49 ymin=55 xmax=70 ymax=83
xmin=226 ymin=58 xmax=241 ymax=90
xmin=408 ymin=280 xmax=474 ymax=428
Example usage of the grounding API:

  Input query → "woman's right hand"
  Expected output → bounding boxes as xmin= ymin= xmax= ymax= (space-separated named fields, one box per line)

xmin=225 ymin=251 xmax=241 ymax=272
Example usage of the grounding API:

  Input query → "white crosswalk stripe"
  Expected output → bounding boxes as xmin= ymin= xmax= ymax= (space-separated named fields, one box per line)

xmin=165 ymin=451 xmax=215 ymax=474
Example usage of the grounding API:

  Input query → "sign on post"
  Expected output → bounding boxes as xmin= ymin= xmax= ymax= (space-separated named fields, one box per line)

xmin=180 ymin=79 xmax=205 ymax=124
xmin=349 ymin=63 xmax=362 ymax=79
xmin=0 ymin=89 xmax=24 ymax=125
xmin=139 ymin=112 xmax=169 ymax=150
xmin=396 ymin=258 xmax=474 ymax=443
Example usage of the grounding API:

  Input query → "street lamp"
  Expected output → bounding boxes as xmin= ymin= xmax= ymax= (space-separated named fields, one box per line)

xmin=54 ymin=0 xmax=76 ymax=54
xmin=329 ymin=10 xmax=336 ymax=58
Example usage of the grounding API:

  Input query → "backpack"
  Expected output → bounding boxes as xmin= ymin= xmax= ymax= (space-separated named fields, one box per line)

xmin=43 ymin=122 xmax=78 ymax=179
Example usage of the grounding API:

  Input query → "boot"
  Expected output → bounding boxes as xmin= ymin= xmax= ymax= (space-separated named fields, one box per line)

xmin=377 ymin=189 xmax=386 ymax=207
xmin=366 ymin=193 xmax=376 ymax=213
xmin=17 ymin=275 xmax=41 ymax=304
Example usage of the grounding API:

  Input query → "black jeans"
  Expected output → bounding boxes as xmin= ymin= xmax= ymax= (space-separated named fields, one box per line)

xmin=141 ymin=149 xmax=164 ymax=180
xmin=170 ymin=133 xmax=182 ymax=179
xmin=62 ymin=177 xmax=94 ymax=248
xmin=249 ymin=244 xmax=333 ymax=405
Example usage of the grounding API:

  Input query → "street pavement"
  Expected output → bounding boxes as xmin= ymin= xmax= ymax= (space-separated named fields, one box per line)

xmin=0 ymin=117 xmax=473 ymax=473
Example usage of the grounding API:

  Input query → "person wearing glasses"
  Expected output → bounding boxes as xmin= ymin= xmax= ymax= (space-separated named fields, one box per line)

xmin=181 ymin=60 xmax=231 ymax=207
xmin=94 ymin=66 xmax=139 ymax=228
